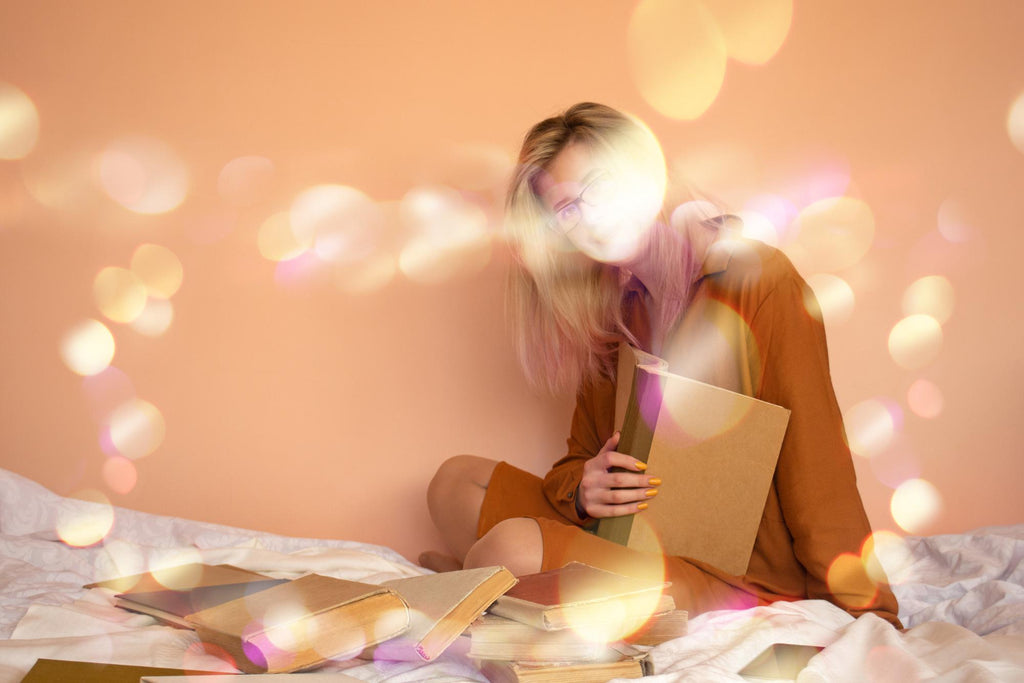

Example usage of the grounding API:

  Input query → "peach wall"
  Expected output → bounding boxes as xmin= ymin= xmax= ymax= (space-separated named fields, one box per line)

xmin=1 ymin=1 xmax=1022 ymax=562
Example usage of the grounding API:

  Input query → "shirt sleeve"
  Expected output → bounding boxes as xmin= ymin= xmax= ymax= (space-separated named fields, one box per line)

xmin=752 ymin=267 xmax=901 ymax=625
xmin=541 ymin=372 xmax=617 ymax=526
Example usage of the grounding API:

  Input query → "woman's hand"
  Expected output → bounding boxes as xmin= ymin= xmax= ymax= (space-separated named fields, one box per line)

xmin=576 ymin=432 xmax=661 ymax=518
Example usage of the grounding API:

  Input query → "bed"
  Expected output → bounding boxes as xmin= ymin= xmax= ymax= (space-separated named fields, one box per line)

xmin=1 ymin=466 xmax=1021 ymax=682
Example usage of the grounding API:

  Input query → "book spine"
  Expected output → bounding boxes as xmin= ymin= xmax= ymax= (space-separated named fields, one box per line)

xmin=594 ymin=367 xmax=660 ymax=546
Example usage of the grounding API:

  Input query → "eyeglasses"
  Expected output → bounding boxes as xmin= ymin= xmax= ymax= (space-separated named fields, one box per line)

xmin=547 ymin=172 xmax=615 ymax=234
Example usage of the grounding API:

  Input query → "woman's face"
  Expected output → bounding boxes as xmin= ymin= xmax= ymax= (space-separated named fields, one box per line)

xmin=534 ymin=141 xmax=663 ymax=265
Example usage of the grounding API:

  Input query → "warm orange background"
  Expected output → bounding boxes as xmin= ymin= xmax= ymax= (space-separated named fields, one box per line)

xmin=2 ymin=1 xmax=1022 ymax=562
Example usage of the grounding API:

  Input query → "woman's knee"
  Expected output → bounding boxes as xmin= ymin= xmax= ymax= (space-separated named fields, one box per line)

xmin=464 ymin=517 xmax=543 ymax=576
xmin=426 ymin=454 xmax=497 ymax=514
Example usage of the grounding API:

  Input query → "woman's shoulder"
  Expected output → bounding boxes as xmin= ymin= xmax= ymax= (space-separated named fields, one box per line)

xmin=709 ymin=236 xmax=804 ymax=295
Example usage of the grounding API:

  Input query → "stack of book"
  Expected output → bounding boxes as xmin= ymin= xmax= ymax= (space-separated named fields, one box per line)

xmin=467 ymin=562 xmax=687 ymax=683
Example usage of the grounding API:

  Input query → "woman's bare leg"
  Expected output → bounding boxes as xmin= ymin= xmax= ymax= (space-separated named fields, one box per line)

xmin=420 ymin=454 xmax=499 ymax=570
xmin=463 ymin=517 xmax=543 ymax=576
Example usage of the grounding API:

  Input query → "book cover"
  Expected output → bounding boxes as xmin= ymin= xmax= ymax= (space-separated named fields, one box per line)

xmin=185 ymin=573 xmax=410 ymax=673
xmin=487 ymin=562 xmax=672 ymax=633
xmin=370 ymin=565 xmax=517 ymax=662
xmin=468 ymin=614 xmax=628 ymax=663
xmin=20 ymin=659 xmax=222 ymax=683
xmin=478 ymin=650 xmax=651 ymax=683
xmin=596 ymin=344 xmax=791 ymax=576
xmin=114 ymin=578 xmax=289 ymax=628
xmin=87 ymin=562 xmax=270 ymax=594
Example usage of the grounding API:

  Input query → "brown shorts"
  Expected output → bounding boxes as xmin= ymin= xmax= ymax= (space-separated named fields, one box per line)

xmin=478 ymin=461 xmax=775 ymax=616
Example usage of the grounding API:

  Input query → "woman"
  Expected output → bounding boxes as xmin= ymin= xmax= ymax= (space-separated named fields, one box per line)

xmin=422 ymin=102 xmax=900 ymax=627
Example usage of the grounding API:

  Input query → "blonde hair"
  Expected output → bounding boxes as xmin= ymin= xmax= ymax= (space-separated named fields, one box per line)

xmin=505 ymin=102 xmax=717 ymax=393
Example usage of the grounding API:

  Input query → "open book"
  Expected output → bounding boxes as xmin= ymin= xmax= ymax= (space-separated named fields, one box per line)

xmin=595 ymin=344 xmax=791 ymax=576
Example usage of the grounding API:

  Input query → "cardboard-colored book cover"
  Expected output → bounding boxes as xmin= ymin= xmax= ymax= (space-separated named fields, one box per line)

xmin=487 ymin=562 xmax=672 ymax=632
xmin=114 ymin=577 xmax=289 ymax=628
xmin=87 ymin=562 xmax=270 ymax=594
xmin=368 ymin=565 xmax=517 ymax=662
xmin=596 ymin=344 xmax=791 ymax=576
xmin=20 ymin=659 xmax=222 ymax=683
xmin=468 ymin=614 xmax=628 ymax=663
xmin=478 ymin=650 xmax=651 ymax=683
xmin=185 ymin=573 xmax=410 ymax=674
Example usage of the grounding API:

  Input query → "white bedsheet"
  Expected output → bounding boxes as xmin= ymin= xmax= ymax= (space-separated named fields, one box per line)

xmin=1 ymin=467 xmax=1022 ymax=682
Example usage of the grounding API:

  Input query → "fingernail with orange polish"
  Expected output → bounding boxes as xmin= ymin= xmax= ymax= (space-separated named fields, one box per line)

xmin=638 ymin=502 xmax=649 ymax=511
xmin=645 ymin=489 xmax=658 ymax=498
xmin=634 ymin=462 xmax=647 ymax=471
xmin=648 ymin=478 xmax=662 ymax=486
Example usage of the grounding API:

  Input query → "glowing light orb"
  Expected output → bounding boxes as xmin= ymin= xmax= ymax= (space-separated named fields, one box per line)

xmin=398 ymin=186 xmax=492 ymax=283
xmin=628 ymin=0 xmax=727 ymax=120
xmin=901 ymin=275 xmax=954 ymax=324
xmin=150 ymin=550 xmax=205 ymax=590
xmin=1008 ymin=92 xmax=1024 ymax=154
xmin=0 ymin=83 xmax=40 ymax=160
xmin=936 ymin=198 xmax=973 ymax=244
xmin=97 ymin=136 xmax=188 ymax=214
xmin=907 ymin=379 xmax=943 ymax=419
xmin=826 ymin=552 xmax=878 ymax=609
xmin=861 ymin=530 xmax=913 ymax=585
xmin=94 ymin=266 xmax=148 ymax=323
xmin=218 ymin=155 xmax=275 ymax=207
xmin=844 ymin=399 xmax=895 ymax=458
xmin=102 ymin=456 xmax=138 ymax=494
xmin=20 ymin=150 xmax=96 ymax=211
xmin=890 ymin=479 xmax=942 ymax=534
xmin=61 ymin=319 xmax=116 ymax=376
xmin=290 ymin=184 xmax=380 ymax=264
xmin=790 ymin=196 xmax=875 ymax=273
xmin=131 ymin=244 xmax=183 ymax=299
xmin=130 ymin=297 xmax=174 ymax=337
xmin=805 ymin=273 xmax=855 ymax=325
xmin=257 ymin=211 xmax=309 ymax=262
xmin=888 ymin=314 xmax=943 ymax=370
xmin=108 ymin=398 xmax=166 ymax=459
xmin=737 ymin=210 xmax=779 ymax=246
xmin=262 ymin=602 xmax=317 ymax=652
xmin=56 ymin=489 xmax=115 ymax=547
xmin=707 ymin=0 xmax=792 ymax=65
xmin=335 ymin=252 xmax=397 ymax=293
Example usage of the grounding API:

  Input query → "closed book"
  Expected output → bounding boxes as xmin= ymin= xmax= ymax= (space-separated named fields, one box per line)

xmin=468 ymin=614 xmax=626 ymax=663
xmin=87 ymin=562 xmax=270 ymax=594
xmin=185 ymin=573 xmax=410 ymax=673
xmin=113 ymin=578 xmax=289 ymax=628
xmin=487 ymin=562 xmax=672 ymax=633
xmin=478 ymin=651 xmax=651 ymax=683
xmin=369 ymin=565 xmax=517 ymax=662
xmin=20 ymin=659 xmax=222 ymax=683
xmin=596 ymin=344 xmax=791 ymax=575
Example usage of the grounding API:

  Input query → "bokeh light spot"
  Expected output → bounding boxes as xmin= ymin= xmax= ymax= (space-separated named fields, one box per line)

xmin=844 ymin=399 xmax=895 ymax=458
xmin=130 ymin=297 xmax=174 ymax=337
xmin=0 ymin=83 xmax=40 ymax=160
xmin=907 ymin=379 xmax=943 ymax=419
xmin=218 ymin=155 xmax=275 ymax=207
xmin=290 ymin=184 xmax=381 ymax=264
xmin=901 ymin=275 xmax=954 ymax=324
xmin=108 ymin=398 xmax=166 ymax=460
xmin=826 ymin=552 xmax=878 ymax=610
xmin=790 ymin=196 xmax=875 ymax=272
xmin=150 ymin=550 xmax=205 ymax=590
xmin=861 ymin=530 xmax=913 ymax=586
xmin=56 ymin=489 xmax=115 ymax=548
xmin=398 ymin=186 xmax=492 ymax=283
xmin=737 ymin=210 xmax=779 ymax=247
xmin=102 ymin=456 xmax=138 ymax=495
xmin=888 ymin=314 xmax=943 ymax=370
xmin=805 ymin=273 xmax=855 ymax=325
xmin=61 ymin=319 xmax=116 ymax=376
xmin=97 ymin=136 xmax=188 ymax=214
xmin=628 ymin=0 xmax=727 ymax=120
xmin=1008 ymin=92 xmax=1024 ymax=154
xmin=936 ymin=198 xmax=973 ymax=244
xmin=94 ymin=266 xmax=148 ymax=323
xmin=891 ymin=479 xmax=942 ymax=534
xmin=130 ymin=244 xmax=183 ymax=299
xmin=706 ymin=0 xmax=792 ymax=65
xmin=335 ymin=252 xmax=397 ymax=293
xmin=257 ymin=211 xmax=309 ymax=262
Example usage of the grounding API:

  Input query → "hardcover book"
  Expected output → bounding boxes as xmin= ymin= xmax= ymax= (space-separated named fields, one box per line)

xmin=596 ymin=344 xmax=791 ymax=575
xmin=185 ymin=573 xmax=410 ymax=673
